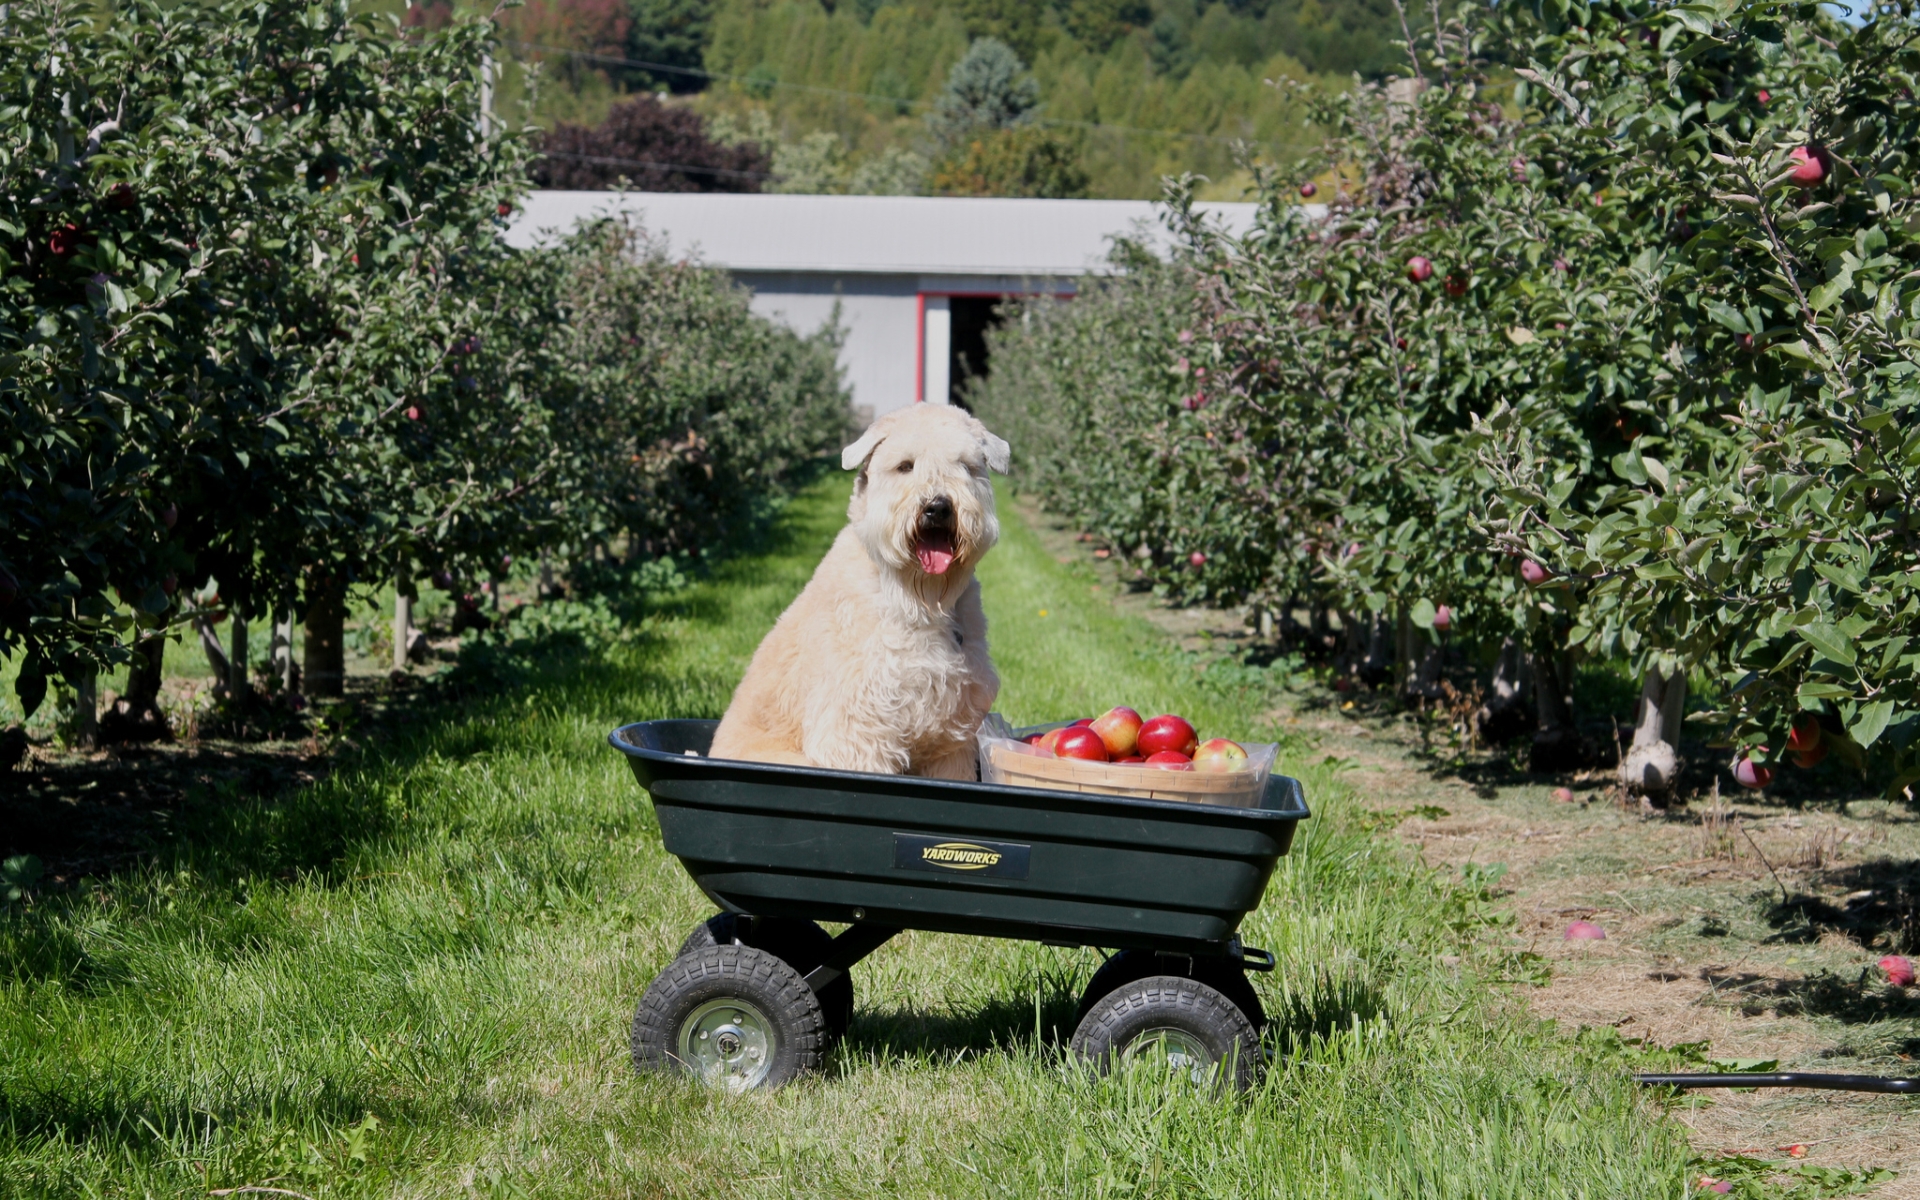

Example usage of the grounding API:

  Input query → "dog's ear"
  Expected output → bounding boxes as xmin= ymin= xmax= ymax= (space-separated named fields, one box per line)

xmin=980 ymin=430 xmax=1011 ymax=474
xmin=841 ymin=424 xmax=887 ymax=471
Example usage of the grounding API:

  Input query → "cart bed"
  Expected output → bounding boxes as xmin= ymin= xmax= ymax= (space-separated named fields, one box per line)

xmin=611 ymin=720 xmax=1310 ymax=955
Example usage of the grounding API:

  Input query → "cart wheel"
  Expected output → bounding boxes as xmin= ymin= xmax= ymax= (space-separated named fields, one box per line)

xmin=632 ymin=945 xmax=827 ymax=1092
xmin=679 ymin=914 xmax=855 ymax=1039
xmin=1077 ymin=950 xmax=1266 ymax=1031
xmin=1069 ymin=975 xmax=1262 ymax=1092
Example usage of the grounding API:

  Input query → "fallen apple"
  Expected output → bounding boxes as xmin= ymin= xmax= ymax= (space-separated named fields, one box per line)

xmin=1138 ymin=714 xmax=1198 ymax=758
xmin=1564 ymin=920 xmax=1606 ymax=940
xmin=1881 ymin=954 xmax=1916 ymax=987
xmin=1406 ymin=256 xmax=1433 ymax=283
xmin=1733 ymin=750 xmax=1773 ymax=790
xmin=1144 ymin=751 xmax=1192 ymax=770
xmin=1552 ymin=787 xmax=1574 ymax=803
xmin=1054 ymin=727 xmax=1109 ymax=762
xmin=1192 ymin=738 xmax=1249 ymax=772
xmin=1090 ymin=706 xmax=1144 ymax=757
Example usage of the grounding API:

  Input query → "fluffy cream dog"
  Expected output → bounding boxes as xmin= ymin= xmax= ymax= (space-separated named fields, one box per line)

xmin=710 ymin=404 xmax=1010 ymax=778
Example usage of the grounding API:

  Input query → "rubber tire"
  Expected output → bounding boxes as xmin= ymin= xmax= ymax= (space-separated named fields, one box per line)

xmin=1077 ymin=950 xmax=1266 ymax=1030
xmin=678 ymin=914 xmax=856 ymax=1039
xmin=632 ymin=944 xmax=827 ymax=1090
xmin=1069 ymin=974 xmax=1263 ymax=1092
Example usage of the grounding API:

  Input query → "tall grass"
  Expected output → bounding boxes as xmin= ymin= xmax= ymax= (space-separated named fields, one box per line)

xmin=0 ymin=475 xmax=1689 ymax=1198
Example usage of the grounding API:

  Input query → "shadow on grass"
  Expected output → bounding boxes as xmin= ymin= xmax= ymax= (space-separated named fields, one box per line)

xmin=1760 ymin=859 xmax=1920 ymax=955
xmin=1701 ymin=963 xmax=1920 ymax=1024
xmin=843 ymin=971 xmax=1087 ymax=1063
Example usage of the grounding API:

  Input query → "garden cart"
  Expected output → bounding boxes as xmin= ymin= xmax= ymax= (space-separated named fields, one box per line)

xmin=609 ymin=719 xmax=1310 ymax=1092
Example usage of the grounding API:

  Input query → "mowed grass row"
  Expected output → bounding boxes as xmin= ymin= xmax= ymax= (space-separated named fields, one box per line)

xmin=0 ymin=476 xmax=1690 ymax=1198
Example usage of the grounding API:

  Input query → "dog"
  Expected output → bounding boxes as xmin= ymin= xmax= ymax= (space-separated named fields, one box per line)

xmin=709 ymin=403 xmax=1010 ymax=778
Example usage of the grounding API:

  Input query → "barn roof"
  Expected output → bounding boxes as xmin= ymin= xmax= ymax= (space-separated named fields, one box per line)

xmin=505 ymin=192 xmax=1276 ymax=277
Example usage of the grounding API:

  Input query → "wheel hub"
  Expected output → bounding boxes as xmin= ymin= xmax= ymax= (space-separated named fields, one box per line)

xmin=679 ymin=999 xmax=776 ymax=1092
xmin=1121 ymin=1026 xmax=1217 ymax=1084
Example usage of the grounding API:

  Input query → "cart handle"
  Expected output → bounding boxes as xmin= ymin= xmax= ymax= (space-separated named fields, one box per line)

xmin=1236 ymin=946 xmax=1276 ymax=973
xmin=1634 ymin=1072 xmax=1919 ymax=1094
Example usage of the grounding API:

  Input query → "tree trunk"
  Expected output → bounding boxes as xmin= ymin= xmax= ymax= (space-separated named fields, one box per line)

xmin=194 ymin=614 xmax=231 ymax=700
xmin=393 ymin=588 xmax=413 ymax=673
xmin=1358 ymin=611 xmax=1394 ymax=685
xmin=539 ymin=552 xmax=554 ymax=602
xmin=229 ymin=615 xmax=249 ymax=702
xmin=1620 ymin=665 xmax=1688 ymax=799
xmin=1473 ymin=636 xmax=1535 ymax=743
xmin=1528 ymin=637 xmax=1582 ymax=771
xmin=101 ymin=636 xmax=169 ymax=743
xmin=304 ymin=580 xmax=346 ymax=698
xmin=271 ymin=611 xmax=295 ymax=693
xmin=72 ymin=670 xmax=98 ymax=750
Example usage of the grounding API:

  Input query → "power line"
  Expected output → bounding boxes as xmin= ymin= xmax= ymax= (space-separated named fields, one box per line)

xmin=508 ymin=41 xmax=1293 ymax=153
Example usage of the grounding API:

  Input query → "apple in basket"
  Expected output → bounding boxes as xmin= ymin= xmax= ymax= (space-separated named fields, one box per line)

xmin=1053 ymin=727 xmax=1110 ymax=762
xmin=1090 ymin=706 xmax=1144 ymax=757
xmin=1137 ymin=715 xmax=1198 ymax=758
xmin=1145 ymin=751 xmax=1192 ymax=769
xmin=1192 ymin=738 xmax=1250 ymax=772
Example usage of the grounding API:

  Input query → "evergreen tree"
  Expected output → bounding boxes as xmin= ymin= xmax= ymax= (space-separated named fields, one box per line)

xmin=927 ymin=37 xmax=1039 ymax=152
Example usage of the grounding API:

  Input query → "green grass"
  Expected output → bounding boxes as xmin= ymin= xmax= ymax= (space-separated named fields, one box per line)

xmin=0 ymin=476 xmax=1693 ymax=1198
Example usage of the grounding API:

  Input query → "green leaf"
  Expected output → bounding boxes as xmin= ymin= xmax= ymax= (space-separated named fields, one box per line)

xmin=1850 ymin=700 xmax=1894 ymax=747
xmin=1797 ymin=624 xmax=1856 ymax=667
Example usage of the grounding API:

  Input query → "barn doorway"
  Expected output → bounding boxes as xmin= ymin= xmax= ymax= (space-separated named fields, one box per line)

xmin=948 ymin=296 xmax=1006 ymax=409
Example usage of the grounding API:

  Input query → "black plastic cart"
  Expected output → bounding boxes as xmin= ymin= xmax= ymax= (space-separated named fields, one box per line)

xmin=610 ymin=719 xmax=1311 ymax=1092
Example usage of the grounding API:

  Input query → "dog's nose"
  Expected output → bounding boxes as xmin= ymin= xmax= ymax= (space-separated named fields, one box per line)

xmin=923 ymin=495 xmax=953 ymax=525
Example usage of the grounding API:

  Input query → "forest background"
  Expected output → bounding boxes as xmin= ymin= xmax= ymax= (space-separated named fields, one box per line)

xmin=449 ymin=0 xmax=1401 ymax=199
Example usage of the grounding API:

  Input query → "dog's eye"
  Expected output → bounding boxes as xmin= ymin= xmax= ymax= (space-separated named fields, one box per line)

xmin=894 ymin=460 xmax=914 ymax=473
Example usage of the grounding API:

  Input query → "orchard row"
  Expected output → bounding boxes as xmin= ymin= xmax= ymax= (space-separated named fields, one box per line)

xmin=1 ymin=0 xmax=849 ymax=731
xmin=976 ymin=0 xmax=1920 ymax=799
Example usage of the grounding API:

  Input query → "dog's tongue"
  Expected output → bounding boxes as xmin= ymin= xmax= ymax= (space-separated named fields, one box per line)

xmin=916 ymin=534 xmax=955 ymax=575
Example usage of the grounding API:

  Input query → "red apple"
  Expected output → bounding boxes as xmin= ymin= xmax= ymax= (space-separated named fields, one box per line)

xmin=1090 ymin=706 xmax=1144 ymax=757
xmin=497 ymin=202 xmax=513 ymax=217
xmin=1432 ymin=604 xmax=1452 ymax=631
xmin=1192 ymin=738 xmax=1249 ymax=772
xmin=1189 ymin=551 xmax=1207 ymax=568
xmin=1144 ymin=751 xmax=1192 ymax=769
xmin=1138 ymin=715 xmax=1198 ymax=758
xmin=1564 ymin=921 xmax=1606 ymax=940
xmin=1737 ymin=333 xmax=1756 ymax=352
xmin=1054 ymin=727 xmax=1109 ymax=762
xmin=1520 ymin=559 xmax=1552 ymax=586
xmin=1553 ymin=257 xmax=1569 ymax=272
xmin=1299 ymin=181 xmax=1317 ymax=198
xmin=1395 ymin=336 xmax=1408 ymax=351
xmin=49 ymin=223 xmax=84 ymax=257
xmin=161 ymin=573 xmax=178 ymax=596
xmin=1881 ymin=954 xmax=1916 ymax=987
xmin=106 ymin=183 xmax=137 ymax=212
xmin=1789 ymin=146 xmax=1828 ymax=185
xmin=1510 ymin=157 xmax=1528 ymax=181
xmin=406 ymin=406 xmax=422 ymax=421
xmin=1552 ymin=787 xmax=1574 ymax=803
xmin=1406 ymin=256 xmax=1433 ymax=282
xmin=1787 ymin=715 xmax=1823 ymax=754
xmin=1791 ymin=741 xmax=1828 ymax=769
xmin=1444 ymin=273 xmax=1469 ymax=298
xmin=1034 ymin=729 xmax=1066 ymax=754
xmin=1069 ymin=717 xmax=1094 ymax=727
xmin=1115 ymin=755 xmax=1146 ymax=764
xmin=1733 ymin=750 xmax=1773 ymax=790
xmin=1756 ymin=89 xmax=1770 ymax=104
xmin=160 ymin=503 xmax=178 ymax=529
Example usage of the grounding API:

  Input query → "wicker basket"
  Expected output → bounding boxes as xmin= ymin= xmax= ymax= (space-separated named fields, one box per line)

xmin=981 ymin=738 xmax=1271 ymax=808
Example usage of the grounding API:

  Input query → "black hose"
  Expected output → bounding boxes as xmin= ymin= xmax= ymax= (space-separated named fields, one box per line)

xmin=1634 ymin=1072 xmax=1919 ymax=1095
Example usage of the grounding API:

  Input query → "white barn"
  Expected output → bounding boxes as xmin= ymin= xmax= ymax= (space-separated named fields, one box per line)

xmin=506 ymin=192 xmax=1263 ymax=416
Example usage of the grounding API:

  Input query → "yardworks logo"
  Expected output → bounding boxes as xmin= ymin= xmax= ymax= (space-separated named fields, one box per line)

xmin=920 ymin=842 xmax=1002 ymax=870
xmin=892 ymin=832 xmax=1031 ymax=880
